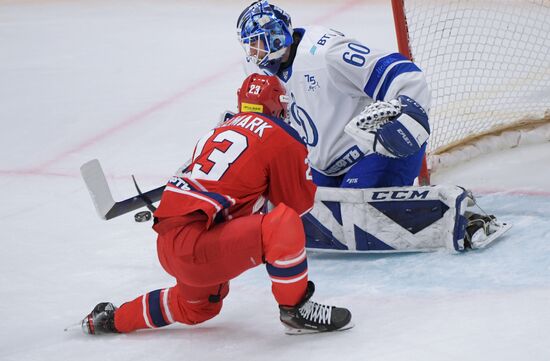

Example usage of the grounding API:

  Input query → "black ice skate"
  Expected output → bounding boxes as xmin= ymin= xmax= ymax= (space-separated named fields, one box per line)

xmin=81 ymin=302 xmax=119 ymax=335
xmin=279 ymin=281 xmax=353 ymax=335
xmin=464 ymin=212 xmax=510 ymax=249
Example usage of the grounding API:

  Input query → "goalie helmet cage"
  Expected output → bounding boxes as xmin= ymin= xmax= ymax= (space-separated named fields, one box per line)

xmin=391 ymin=0 xmax=550 ymax=185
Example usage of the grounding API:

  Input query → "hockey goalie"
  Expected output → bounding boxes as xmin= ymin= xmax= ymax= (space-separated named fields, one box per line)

xmin=303 ymin=97 xmax=511 ymax=253
xmin=233 ymin=0 xmax=510 ymax=253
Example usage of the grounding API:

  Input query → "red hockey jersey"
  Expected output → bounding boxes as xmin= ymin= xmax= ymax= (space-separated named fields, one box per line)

xmin=154 ymin=112 xmax=316 ymax=228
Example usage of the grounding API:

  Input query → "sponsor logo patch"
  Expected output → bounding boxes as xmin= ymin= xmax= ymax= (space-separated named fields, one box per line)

xmin=241 ymin=102 xmax=263 ymax=113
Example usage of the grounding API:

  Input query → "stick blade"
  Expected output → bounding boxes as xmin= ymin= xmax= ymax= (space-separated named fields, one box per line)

xmin=80 ymin=159 xmax=115 ymax=220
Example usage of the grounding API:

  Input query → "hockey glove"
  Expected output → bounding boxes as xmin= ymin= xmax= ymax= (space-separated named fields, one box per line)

xmin=344 ymin=95 xmax=430 ymax=158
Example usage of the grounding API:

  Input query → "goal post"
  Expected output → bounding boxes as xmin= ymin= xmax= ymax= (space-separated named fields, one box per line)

xmin=391 ymin=0 xmax=550 ymax=183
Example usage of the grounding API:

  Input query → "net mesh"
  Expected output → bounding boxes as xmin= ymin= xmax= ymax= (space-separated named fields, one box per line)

xmin=402 ymin=0 xmax=550 ymax=157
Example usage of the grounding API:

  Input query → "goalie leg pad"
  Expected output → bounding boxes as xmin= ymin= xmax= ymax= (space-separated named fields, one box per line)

xmin=306 ymin=185 xmax=473 ymax=252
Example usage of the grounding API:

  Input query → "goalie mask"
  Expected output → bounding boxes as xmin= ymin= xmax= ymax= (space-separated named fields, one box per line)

xmin=237 ymin=0 xmax=293 ymax=75
xmin=237 ymin=73 xmax=289 ymax=119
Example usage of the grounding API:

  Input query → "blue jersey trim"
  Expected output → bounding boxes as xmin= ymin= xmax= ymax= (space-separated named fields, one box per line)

xmin=203 ymin=191 xmax=232 ymax=209
xmin=322 ymin=145 xmax=365 ymax=175
xmin=277 ymin=28 xmax=305 ymax=83
xmin=363 ymin=53 xmax=409 ymax=98
xmin=278 ymin=65 xmax=293 ymax=82
xmin=264 ymin=114 xmax=306 ymax=145
xmin=266 ymin=259 xmax=308 ymax=278
xmin=169 ymin=177 xmax=232 ymax=210
xmin=148 ymin=289 xmax=168 ymax=327
xmin=376 ymin=62 xmax=421 ymax=101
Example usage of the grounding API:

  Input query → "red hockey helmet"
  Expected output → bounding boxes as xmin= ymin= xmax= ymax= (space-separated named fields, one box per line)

xmin=237 ymin=73 xmax=289 ymax=119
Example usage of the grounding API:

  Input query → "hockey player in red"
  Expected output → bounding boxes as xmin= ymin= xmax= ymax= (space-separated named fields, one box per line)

xmin=81 ymin=74 xmax=352 ymax=335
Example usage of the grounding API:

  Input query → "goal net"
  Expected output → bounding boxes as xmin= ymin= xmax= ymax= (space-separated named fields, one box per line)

xmin=392 ymin=0 xmax=550 ymax=178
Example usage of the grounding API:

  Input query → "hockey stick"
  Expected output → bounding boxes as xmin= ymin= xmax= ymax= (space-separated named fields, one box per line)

xmin=80 ymin=159 xmax=165 ymax=220
xmin=80 ymin=111 xmax=236 ymax=220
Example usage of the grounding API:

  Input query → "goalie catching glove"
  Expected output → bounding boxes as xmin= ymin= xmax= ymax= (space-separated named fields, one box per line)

xmin=344 ymin=95 xmax=430 ymax=158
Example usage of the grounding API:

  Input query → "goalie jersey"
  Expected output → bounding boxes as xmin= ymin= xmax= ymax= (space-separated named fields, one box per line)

xmin=244 ymin=26 xmax=431 ymax=176
xmin=154 ymin=112 xmax=316 ymax=228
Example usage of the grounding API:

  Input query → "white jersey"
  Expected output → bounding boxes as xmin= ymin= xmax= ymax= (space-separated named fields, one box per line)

xmin=244 ymin=25 xmax=431 ymax=176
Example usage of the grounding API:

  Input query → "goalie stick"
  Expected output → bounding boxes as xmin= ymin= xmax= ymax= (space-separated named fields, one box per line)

xmin=80 ymin=159 xmax=166 ymax=220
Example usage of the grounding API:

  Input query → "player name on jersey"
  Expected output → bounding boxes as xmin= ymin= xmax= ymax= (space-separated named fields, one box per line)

xmin=221 ymin=114 xmax=273 ymax=138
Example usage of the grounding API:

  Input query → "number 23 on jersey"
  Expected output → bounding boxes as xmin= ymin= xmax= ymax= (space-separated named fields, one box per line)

xmin=191 ymin=129 xmax=249 ymax=181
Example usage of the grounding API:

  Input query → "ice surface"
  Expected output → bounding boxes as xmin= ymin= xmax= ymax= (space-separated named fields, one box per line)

xmin=1 ymin=1 xmax=549 ymax=361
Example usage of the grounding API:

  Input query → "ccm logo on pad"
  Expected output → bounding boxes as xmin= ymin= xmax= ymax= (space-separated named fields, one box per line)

xmin=371 ymin=190 xmax=429 ymax=201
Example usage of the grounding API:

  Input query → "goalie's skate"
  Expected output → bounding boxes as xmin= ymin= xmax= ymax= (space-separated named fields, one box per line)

xmin=464 ymin=213 xmax=512 ymax=249
xmin=279 ymin=281 xmax=353 ymax=335
xmin=81 ymin=302 xmax=119 ymax=335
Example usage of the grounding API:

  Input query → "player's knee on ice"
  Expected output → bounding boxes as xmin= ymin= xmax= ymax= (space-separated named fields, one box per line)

xmin=171 ymin=283 xmax=229 ymax=325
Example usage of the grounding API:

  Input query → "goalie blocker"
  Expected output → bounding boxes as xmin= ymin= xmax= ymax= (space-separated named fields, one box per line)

xmin=304 ymin=185 xmax=511 ymax=252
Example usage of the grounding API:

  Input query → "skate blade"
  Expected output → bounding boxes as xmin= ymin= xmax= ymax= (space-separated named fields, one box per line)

xmin=284 ymin=322 xmax=355 ymax=335
xmin=471 ymin=221 xmax=512 ymax=249
xmin=64 ymin=321 xmax=82 ymax=332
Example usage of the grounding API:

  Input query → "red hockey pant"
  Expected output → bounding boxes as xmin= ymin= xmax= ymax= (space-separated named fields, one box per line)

xmin=114 ymin=203 xmax=308 ymax=333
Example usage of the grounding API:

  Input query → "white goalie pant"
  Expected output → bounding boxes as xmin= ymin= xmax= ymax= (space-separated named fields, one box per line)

xmin=303 ymin=185 xmax=471 ymax=253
